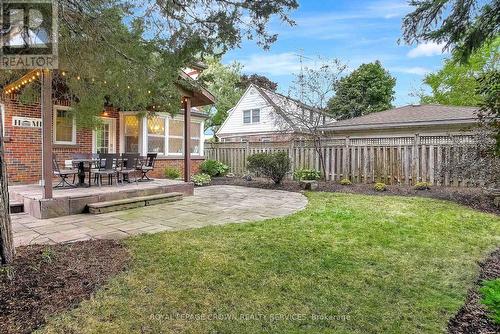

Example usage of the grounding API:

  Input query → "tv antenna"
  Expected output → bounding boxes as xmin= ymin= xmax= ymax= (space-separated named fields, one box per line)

xmin=293 ymin=49 xmax=312 ymax=101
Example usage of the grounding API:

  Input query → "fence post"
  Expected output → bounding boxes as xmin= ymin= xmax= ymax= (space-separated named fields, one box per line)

xmin=412 ymin=133 xmax=420 ymax=185
xmin=344 ymin=137 xmax=350 ymax=180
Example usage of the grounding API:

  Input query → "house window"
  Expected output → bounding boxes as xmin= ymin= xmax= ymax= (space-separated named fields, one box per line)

xmin=166 ymin=119 xmax=203 ymax=155
xmin=190 ymin=122 xmax=201 ymax=154
xmin=147 ymin=116 xmax=166 ymax=154
xmin=243 ymin=109 xmax=260 ymax=124
xmin=124 ymin=115 xmax=140 ymax=153
xmin=53 ymin=107 xmax=76 ymax=144
xmin=168 ymin=119 xmax=184 ymax=155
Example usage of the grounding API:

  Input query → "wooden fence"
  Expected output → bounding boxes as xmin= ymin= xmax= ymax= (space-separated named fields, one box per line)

xmin=205 ymin=134 xmax=483 ymax=187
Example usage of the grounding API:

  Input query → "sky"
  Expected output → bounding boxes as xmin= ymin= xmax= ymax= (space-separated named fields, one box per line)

xmin=223 ymin=0 xmax=450 ymax=107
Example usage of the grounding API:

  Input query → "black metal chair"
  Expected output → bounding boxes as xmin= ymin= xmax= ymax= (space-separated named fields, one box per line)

xmin=53 ymin=156 xmax=78 ymax=188
xmin=137 ymin=153 xmax=157 ymax=181
xmin=94 ymin=154 xmax=118 ymax=186
xmin=118 ymin=153 xmax=141 ymax=184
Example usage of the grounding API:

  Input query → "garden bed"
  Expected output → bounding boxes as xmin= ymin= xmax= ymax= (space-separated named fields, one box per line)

xmin=448 ymin=249 xmax=500 ymax=334
xmin=211 ymin=177 xmax=500 ymax=214
xmin=0 ymin=240 xmax=129 ymax=334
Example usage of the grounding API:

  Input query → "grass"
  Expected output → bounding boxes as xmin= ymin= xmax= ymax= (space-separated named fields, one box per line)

xmin=39 ymin=193 xmax=500 ymax=333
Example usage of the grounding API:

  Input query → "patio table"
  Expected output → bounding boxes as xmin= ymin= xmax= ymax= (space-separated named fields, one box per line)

xmin=72 ymin=159 xmax=99 ymax=187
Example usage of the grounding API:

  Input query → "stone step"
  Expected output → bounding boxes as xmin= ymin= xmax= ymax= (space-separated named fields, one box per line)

xmin=87 ymin=192 xmax=183 ymax=214
xmin=10 ymin=201 xmax=24 ymax=214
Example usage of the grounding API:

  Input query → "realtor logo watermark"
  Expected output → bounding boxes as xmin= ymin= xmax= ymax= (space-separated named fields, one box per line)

xmin=0 ymin=0 xmax=58 ymax=69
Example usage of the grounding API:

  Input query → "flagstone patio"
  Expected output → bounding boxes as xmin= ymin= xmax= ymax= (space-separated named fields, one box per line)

xmin=11 ymin=185 xmax=308 ymax=246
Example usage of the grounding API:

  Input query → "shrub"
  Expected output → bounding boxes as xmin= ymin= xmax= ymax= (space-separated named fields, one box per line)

xmin=374 ymin=182 xmax=386 ymax=191
xmin=414 ymin=181 xmax=432 ymax=190
xmin=191 ymin=173 xmax=211 ymax=186
xmin=247 ymin=151 xmax=291 ymax=184
xmin=200 ymin=160 xmax=229 ymax=177
xmin=164 ymin=167 xmax=181 ymax=179
xmin=340 ymin=178 xmax=352 ymax=185
xmin=480 ymin=279 xmax=500 ymax=325
xmin=293 ymin=168 xmax=321 ymax=181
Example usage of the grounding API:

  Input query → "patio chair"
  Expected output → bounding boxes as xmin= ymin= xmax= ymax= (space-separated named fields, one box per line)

xmin=137 ymin=153 xmax=157 ymax=181
xmin=52 ymin=156 xmax=78 ymax=188
xmin=118 ymin=153 xmax=141 ymax=184
xmin=94 ymin=154 xmax=119 ymax=187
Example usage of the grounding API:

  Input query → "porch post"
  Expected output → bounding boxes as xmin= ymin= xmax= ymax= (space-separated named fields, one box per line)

xmin=183 ymin=97 xmax=191 ymax=182
xmin=41 ymin=70 xmax=53 ymax=199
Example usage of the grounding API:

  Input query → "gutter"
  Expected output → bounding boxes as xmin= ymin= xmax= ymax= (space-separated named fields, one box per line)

xmin=320 ymin=118 xmax=479 ymax=132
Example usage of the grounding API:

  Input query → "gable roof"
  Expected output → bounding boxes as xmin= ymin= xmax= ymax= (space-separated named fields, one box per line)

xmin=321 ymin=104 xmax=479 ymax=131
xmin=252 ymin=84 xmax=335 ymax=131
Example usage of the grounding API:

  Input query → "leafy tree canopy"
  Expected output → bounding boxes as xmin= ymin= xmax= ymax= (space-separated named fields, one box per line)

xmin=327 ymin=61 xmax=396 ymax=119
xmin=402 ymin=0 xmax=500 ymax=62
xmin=238 ymin=74 xmax=278 ymax=91
xmin=0 ymin=0 xmax=297 ymax=128
xmin=419 ymin=37 xmax=500 ymax=106
xmin=199 ymin=58 xmax=244 ymax=130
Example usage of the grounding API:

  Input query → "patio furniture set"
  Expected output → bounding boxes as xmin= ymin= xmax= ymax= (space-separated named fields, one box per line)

xmin=52 ymin=153 xmax=158 ymax=188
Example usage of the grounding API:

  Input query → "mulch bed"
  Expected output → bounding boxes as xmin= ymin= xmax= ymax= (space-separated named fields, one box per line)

xmin=211 ymin=177 xmax=500 ymax=215
xmin=0 ymin=240 xmax=129 ymax=334
xmin=448 ymin=249 xmax=500 ymax=334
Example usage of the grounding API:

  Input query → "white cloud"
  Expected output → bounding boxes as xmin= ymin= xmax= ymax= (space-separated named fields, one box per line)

xmin=391 ymin=66 xmax=432 ymax=75
xmin=407 ymin=42 xmax=448 ymax=58
xmin=239 ymin=52 xmax=315 ymax=76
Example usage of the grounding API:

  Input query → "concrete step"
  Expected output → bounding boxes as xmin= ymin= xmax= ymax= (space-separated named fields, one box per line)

xmin=87 ymin=192 xmax=183 ymax=214
xmin=10 ymin=201 xmax=24 ymax=214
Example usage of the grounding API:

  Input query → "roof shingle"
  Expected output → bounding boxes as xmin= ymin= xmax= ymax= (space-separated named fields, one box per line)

xmin=323 ymin=104 xmax=479 ymax=129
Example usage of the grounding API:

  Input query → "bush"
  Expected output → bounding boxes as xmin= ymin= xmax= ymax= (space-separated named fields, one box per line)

xmin=374 ymin=182 xmax=386 ymax=191
xmin=164 ymin=167 xmax=181 ymax=179
xmin=414 ymin=181 xmax=432 ymax=190
xmin=293 ymin=168 xmax=321 ymax=181
xmin=200 ymin=160 xmax=229 ymax=177
xmin=480 ymin=279 xmax=500 ymax=325
xmin=191 ymin=173 xmax=211 ymax=186
xmin=247 ymin=151 xmax=291 ymax=184
xmin=340 ymin=178 xmax=352 ymax=185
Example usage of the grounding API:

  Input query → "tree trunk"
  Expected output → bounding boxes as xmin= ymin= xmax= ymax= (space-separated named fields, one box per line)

xmin=0 ymin=119 xmax=14 ymax=265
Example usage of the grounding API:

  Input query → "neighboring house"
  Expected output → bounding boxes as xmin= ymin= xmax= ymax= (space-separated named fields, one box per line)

xmin=0 ymin=68 xmax=214 ymax=185
xmin=216 ymin=84 xmax=334 ymax=142
xmin=320 ymin=104 xmax=479 ymax=139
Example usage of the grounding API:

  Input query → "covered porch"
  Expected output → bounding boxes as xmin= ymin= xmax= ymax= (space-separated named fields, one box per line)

xmin=2 ymin=68 xmax=215 ymax=219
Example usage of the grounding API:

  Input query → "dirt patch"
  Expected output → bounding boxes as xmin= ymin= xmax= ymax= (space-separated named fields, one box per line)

xmin=0 ymin=240 xmax=129 ymax=334
xmin=448 ymin=249 xmax=500 ymax=334
xmin=211 ymin=177 xmax=500 ymax=215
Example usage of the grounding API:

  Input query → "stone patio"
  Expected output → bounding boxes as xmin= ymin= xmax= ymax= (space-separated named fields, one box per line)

xmin=11 ymin=185 xmax=308 ymax=246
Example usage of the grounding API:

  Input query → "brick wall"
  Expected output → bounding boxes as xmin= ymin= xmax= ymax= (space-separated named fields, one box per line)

xmin=149 ymin=158 xmax=204 ymax=179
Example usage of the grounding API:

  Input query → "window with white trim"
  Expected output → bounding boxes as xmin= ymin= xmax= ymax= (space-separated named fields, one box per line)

xmin=168 ymin=119 xmax=184 ymax=155
xmin=53 ymin=107 xmax=76 ymax=145
xmin=243 ymin=109 xmax=260 ymax=124
xmin=147 ymin=116 xmax=166 ymax=154
xmin=124 ymin=115 xmax=140 ymax=153
xmin=190 ymin=122 xmax=201 ymax=154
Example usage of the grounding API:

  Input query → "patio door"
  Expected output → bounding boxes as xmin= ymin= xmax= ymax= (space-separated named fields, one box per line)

xmin=93 ymin=118 xmax=116 ymax=154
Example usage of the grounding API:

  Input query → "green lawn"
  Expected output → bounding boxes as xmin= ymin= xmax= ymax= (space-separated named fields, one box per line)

xmin=39 ymin=193 xmax=500 ymax=334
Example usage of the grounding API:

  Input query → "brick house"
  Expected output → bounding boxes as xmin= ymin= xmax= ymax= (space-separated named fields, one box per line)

xmin=0 ymin=69 xmax=213 ymax=185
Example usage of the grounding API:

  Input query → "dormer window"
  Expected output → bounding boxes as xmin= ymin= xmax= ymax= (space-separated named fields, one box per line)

xmin=243 ymin=109 xmax=260 ymax=124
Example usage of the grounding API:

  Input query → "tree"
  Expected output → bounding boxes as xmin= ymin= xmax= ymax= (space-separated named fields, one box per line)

xmin=238 ymin=74 xmax=278 ymax=91
xmin=0 ymin=119 xmax=14 ymax=265
xmin=327 ymin=61 xmax=396 ymax=119
xmin=402 ymin=0 xmax=500 ymax=62
xmin=200 ymin=58 xmax=244 ymax=130
xmin=273 ymin=58 xmax=346 ymax=179
xmin=0 ymin=0 xmax=297 ymax=264
xmin=419 ymin=38 xmax=500 ymax=106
